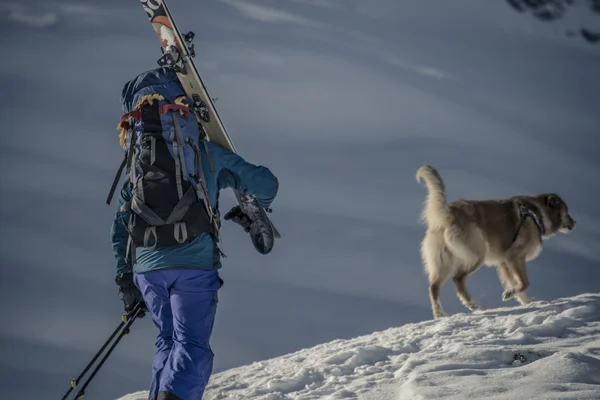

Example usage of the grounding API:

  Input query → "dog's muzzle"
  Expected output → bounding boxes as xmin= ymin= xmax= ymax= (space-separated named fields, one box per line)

xmin=563 ymin=217 xmax=576 ymax=231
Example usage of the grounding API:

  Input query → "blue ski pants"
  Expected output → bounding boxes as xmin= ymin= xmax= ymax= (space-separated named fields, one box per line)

xmin=134 ymin=269 xmax=221 ymax=400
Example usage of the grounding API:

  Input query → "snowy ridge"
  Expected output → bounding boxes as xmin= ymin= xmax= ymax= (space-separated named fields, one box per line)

xmin=119 ymin=293 xmax=600 ymax=400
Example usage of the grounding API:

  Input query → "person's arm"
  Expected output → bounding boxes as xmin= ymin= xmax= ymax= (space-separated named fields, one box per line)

xmin=210 ymin=142 xmax=279 ymax=209
xmin=110 ymin=183 xmax=132 ymax=276
xmin=110 ymin=180 xmax=148 ymax=317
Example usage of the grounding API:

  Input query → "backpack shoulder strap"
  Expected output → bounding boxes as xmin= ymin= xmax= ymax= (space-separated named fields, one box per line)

xmin=172 ymin=113 xmax=224 ymax=255
xmin=106 ymin=152 xmax=128 ymax=205
xmin=202 ymin=140 xmax=216 ymax=174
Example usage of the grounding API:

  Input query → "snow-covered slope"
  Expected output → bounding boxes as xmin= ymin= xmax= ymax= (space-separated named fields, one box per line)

xmin=119 ymin=293 xmax=600 ymax=400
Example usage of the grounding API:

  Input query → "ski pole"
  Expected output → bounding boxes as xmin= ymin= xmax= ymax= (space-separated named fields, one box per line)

xmin=61 ymin=320 xmax=126 ymax=400
xmin=73 ymin=304 xmax=143 ymax=400
xmin=60 ymin=302 xmax=143 ymax=400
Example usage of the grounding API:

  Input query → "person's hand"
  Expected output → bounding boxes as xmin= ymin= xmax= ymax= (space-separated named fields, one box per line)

xmin=115 ymin=273 xmax=147 ymax=318
xmin=224 ymin=205 xmax=252 ymax=232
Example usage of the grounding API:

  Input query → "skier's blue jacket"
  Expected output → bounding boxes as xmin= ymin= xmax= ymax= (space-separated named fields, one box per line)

xmin=111 ymin=68 xmax=279 ymax=275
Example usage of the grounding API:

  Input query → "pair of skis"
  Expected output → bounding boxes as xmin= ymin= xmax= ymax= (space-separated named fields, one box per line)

xmin=141 ymin=0 xmax=280 ymax=253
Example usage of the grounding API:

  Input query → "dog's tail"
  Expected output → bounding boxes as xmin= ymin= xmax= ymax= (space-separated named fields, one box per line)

xmin=416 ymin=164 xmax=449 ymax=229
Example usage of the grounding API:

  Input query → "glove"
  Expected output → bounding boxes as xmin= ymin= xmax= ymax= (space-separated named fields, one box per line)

xmin=115 ymin=272 xmax=147 ymax=318
xmin=224 ymin=205 xmax=252 ymax=232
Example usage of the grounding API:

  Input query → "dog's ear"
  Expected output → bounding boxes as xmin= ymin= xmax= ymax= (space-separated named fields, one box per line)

xmin=546 ymin=194 xmax=562 ymax=208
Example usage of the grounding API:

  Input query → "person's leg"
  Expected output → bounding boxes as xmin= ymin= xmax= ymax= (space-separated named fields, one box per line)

xmin=134 ymin=271 xmax=175 ymax=400
xmin=158 ymin=269 xmax=221 ymax=400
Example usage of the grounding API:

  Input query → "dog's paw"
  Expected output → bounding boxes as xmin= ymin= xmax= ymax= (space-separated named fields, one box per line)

xmin=466 ymin=302 xmax=480 ymax=311
xmin=502 ymin=289 xmax=516 ymax=301
xmin=433 ymin=309 xmax=450 ymax=319
xmin=516 ymin=293 xmax=532 ymax=305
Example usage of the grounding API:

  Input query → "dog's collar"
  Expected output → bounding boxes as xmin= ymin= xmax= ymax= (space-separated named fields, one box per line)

xmin=512 ymin=204 xmax=545 ymax=243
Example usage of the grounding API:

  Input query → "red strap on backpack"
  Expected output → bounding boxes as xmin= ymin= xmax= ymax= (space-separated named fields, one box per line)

xmin=118 ymin=109 xmax=142 ymax=131
xmin=159 ymin=103 xmax=189 ymax=118
xmin=119 ymin=102 xmax=189 ymax=132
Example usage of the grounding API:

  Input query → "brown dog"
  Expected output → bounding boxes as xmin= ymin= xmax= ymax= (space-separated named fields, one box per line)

xmin=416 ymin=164 xmax=576 ymax=319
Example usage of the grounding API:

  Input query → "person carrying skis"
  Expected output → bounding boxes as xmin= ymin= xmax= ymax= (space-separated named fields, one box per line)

xmin=108 ymin=67 xmax=279 ymax=400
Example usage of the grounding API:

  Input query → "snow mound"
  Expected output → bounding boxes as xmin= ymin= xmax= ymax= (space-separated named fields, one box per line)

xmin=118 ymin=293 xmax=600 ymax=400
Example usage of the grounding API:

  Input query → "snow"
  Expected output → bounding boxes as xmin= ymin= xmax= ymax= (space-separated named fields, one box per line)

xmin=117 ymin=293 xmax=600 ymax=400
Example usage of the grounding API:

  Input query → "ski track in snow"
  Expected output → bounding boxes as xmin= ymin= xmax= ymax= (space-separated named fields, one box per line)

xmin=118 ymin=293 xmax=600 ymax=400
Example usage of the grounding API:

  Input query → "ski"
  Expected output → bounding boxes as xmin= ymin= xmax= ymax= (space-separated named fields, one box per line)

xmin=139 ymin=0 xmax=281 ymax=252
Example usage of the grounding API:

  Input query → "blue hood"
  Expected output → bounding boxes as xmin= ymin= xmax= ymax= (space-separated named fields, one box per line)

xmin=119 ymin=67 xmax=184 ymax=112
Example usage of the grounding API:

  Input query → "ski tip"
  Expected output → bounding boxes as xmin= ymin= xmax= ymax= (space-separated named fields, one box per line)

xmin=250 ymin=222 xmax=275 ymax=255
